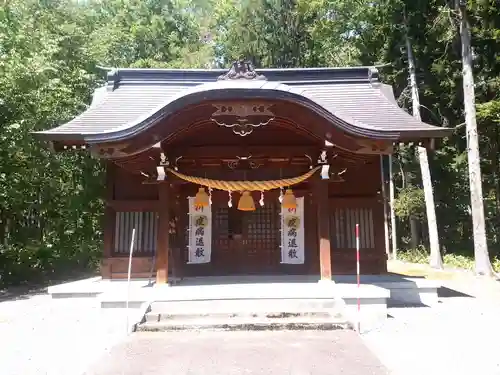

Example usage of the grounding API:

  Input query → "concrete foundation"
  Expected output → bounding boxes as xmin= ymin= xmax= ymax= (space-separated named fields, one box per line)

xmin=46 ymin=274 xmax=439 ymax=332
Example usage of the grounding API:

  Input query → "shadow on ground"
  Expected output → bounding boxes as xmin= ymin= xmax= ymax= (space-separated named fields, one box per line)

xmin=385 ymin=271 xmax=425 ymax=279
xmin=0 ymin=286 xmax=47 ymax=302
xmin=438 ymin=286 xmax=473 ymax=298
xmin=0 ymin=271 xmax=98 ymax=302
xmin=387 ymin=301 xmax=429 ymax=309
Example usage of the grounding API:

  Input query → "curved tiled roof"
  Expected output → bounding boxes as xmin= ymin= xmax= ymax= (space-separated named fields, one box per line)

xmin=35 ymin=66 xmax=452 ymax=143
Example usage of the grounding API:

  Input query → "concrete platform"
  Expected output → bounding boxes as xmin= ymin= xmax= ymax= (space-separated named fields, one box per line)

xmin=47 ymin=276 xmax=390 ymax=332
xmin=48 ymin=274 xmax=439 ymax=306
xmin=47 ymin=276 xmax=104 ymax=298
xmin=46 ymin=274 xmax=438 ymax=332
xmin=334 ymin=275 xmax=441 ymax=306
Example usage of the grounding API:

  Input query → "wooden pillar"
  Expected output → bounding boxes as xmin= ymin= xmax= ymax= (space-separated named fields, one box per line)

xmin=101 ymin=207 xmax=114 ymax=278
xmin=170 ymin=186 xmax=184 ymax=282
xmin=314 ymin=178 xmax=332 ymax=281
xmin=156 ymin=183 xmax=171 ymax=285
xmin=380 ymin=155 xmax=390 ymax=257
xmin=101 ymin=162 xmax=115 ymax=279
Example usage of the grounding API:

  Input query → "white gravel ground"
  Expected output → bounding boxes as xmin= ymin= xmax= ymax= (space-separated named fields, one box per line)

xmin=0 ymin=295 xmax=130 ymax=375
xmin=1 ymin=277 xmax=499 ymax=375
xmin=363 ymin=278 xmax=500 ymax=375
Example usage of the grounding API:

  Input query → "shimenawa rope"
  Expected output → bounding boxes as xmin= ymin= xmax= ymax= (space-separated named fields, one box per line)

xmin=166 ymin=165 xmax=321 ymax=191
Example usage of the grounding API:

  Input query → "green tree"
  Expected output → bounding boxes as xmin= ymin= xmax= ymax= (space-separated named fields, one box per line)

xmin=0 ymin=0 xmax=212 ymax=287
xmin=213 ymin=0 xmax=321 ymax=68
xmin=87 ymin=0 xmax=213 ymax=68
xmin=0 ymin=0 xmax=104 ymax=285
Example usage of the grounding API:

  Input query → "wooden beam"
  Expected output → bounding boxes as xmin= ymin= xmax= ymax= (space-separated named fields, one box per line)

xmin=165 ymin=145 xmax=318 ymax=158
xmin=314 ymin=178 xmax=332 ymax=281
xmin=156 ymin=184 xmax=170 ymax=284
xmin=106 ymin=200 xmax=160 ymax=211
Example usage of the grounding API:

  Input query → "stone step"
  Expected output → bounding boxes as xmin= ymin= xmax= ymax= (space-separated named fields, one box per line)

xmin=148 ymin=298 xmax=344 ymax=315
xmin=137 ymin=316 xmax=352 ymax=332
xmin=145 ymin=310 xmax=342 ymax=323
xmin=139 ymin=298 xmax=350 ymax=332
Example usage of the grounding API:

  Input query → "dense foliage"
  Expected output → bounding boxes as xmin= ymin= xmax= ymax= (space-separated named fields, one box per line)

xmin=0 ymin=0 xmax=211 ymax=286
xmin=1 ymin=0 xmax=498 ymax=286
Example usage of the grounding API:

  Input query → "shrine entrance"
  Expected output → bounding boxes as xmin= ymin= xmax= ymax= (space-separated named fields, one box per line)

xmin=177 ymin=170 xmax=318 ymax=278
xmin=211 ymin=192 xmax=281 ymax=275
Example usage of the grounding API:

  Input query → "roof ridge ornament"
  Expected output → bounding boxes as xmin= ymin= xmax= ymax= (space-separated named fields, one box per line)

xmin=218 ymin=60 xmax=267 ymax=81
xmin=106 ymin=68 xmax=120 ymax=91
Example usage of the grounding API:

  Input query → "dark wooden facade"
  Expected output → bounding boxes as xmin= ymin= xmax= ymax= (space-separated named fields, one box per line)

xmin=102 ymin=119 xmax=387 ymax=280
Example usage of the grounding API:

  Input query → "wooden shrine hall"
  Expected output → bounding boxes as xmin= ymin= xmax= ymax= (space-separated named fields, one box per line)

xmin=35 ymin=61 xmax=451 ymax=284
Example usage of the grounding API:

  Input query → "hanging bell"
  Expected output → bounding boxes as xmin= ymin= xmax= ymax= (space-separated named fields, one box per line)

xmin=237 ymin=191 xmax=256 ymax=211
xmin=194 ymin=187 xmax=210 ymax=208
xmin=282 ymin=189 xmax=297 ymax=209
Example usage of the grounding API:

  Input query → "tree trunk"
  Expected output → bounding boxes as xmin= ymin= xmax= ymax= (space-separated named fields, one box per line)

xmin=456 ymin=1 xmax=493 ymax=276
xmin=493 ymin=125 xmax=500 ymax=241
xmin=418 ymin=146 xmax=443 ymax=268
xmin=405 ymin=31 xmax=443 ymax=268
xmin=410 ymin=215 xmax=420 ymax=249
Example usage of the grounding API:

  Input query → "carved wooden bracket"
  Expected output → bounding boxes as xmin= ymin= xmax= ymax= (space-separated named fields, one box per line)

xmin=331 ymin=168 xmax=347 ymax=182
xmin=354 ymin=139 xmax=393 ymax=154
xmin=226 ymin=155 xmax=262 ymax=170
xmin=210 ymin=103 xmax=274 ymax=137
xmin=90 ymin=143 xmax=130 ymax=158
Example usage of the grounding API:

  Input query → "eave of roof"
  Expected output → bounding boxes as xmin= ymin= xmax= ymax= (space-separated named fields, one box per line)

xmin=34 ymin=65 xmax=453 ymax=144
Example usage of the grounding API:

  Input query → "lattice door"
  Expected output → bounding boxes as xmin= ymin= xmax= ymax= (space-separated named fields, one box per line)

xmin=211 ymin=205 xmax=231 ymax=271
xmin=243 ymin=202 xmax=281 ymax=273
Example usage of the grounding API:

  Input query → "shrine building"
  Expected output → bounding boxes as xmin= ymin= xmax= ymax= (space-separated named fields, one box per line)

xmin=35 ymin=61 xmax=452 ymax=284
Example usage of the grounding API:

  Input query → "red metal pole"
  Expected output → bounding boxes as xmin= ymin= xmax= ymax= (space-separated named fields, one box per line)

xmin=356 ymin=223 xmax=360 ymax=332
